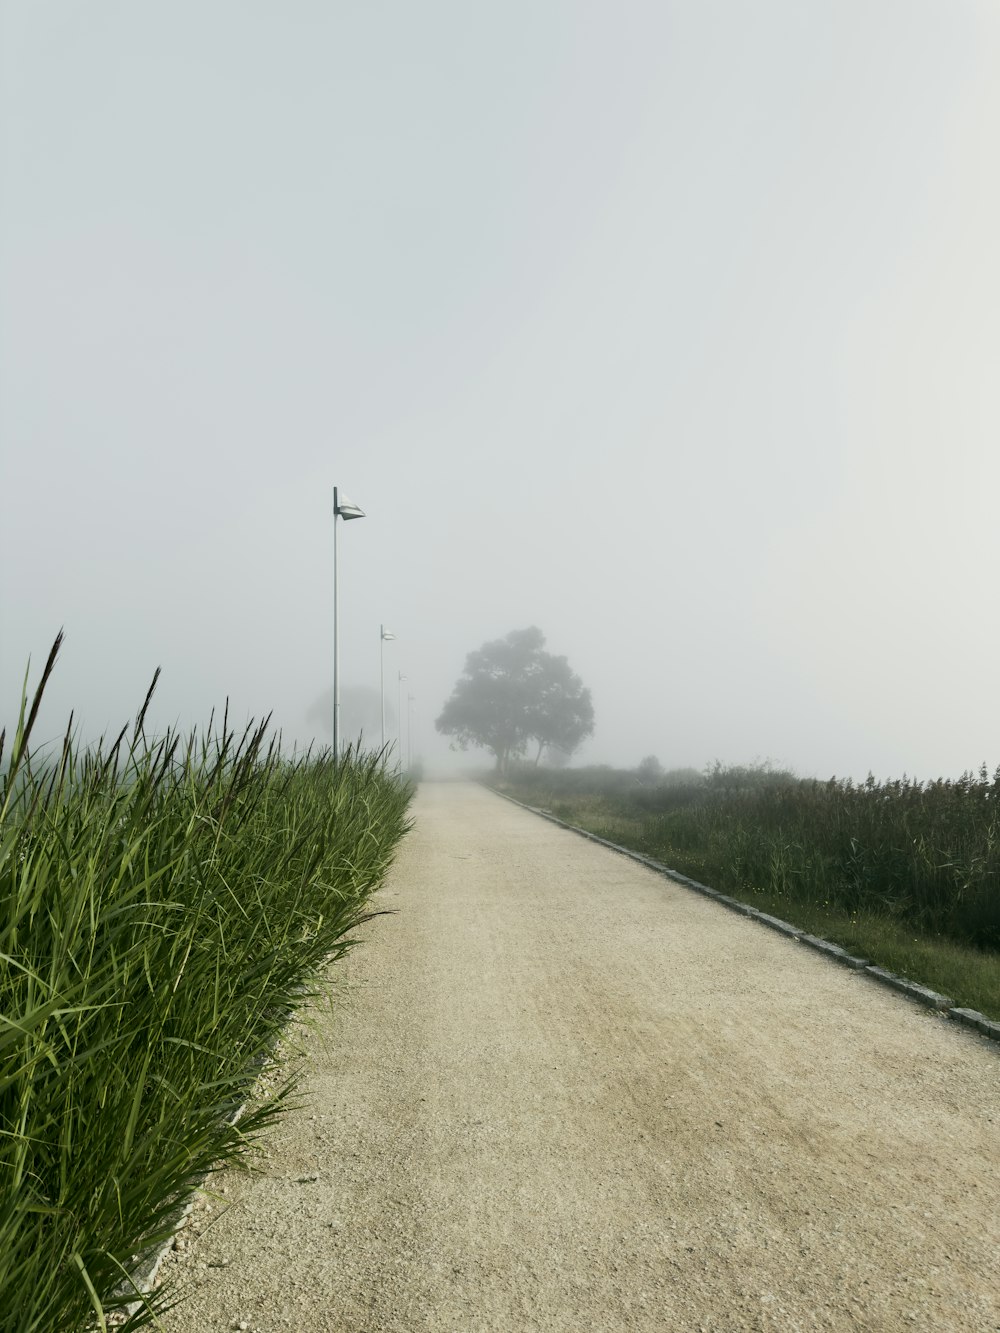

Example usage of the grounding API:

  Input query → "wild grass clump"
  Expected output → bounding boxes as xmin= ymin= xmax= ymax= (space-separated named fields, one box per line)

xmin=498 ymin=759 xmax=1000 ymax=1014
xmin=0 ymin=636 xmax=412 ymax=1332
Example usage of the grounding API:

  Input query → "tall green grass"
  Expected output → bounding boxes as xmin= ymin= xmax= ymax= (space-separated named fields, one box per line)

xmin=498 ymin=759 xmax=1000 ymax=1014
xmin=0 ymin=636 xmax=412 ymax=1332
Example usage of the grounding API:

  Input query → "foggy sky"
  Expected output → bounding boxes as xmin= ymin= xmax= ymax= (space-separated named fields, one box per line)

xmin=2 ymin=1 xmax=998 ymax=781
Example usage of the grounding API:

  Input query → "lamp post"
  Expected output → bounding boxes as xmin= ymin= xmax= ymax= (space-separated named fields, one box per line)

xmin=380 ymin=625 xmax=397 ymax=751
xmin=397 ymin=670 xmax=407 ymax=764
xmin=333 ymin=486 xmax=365 ymax=759
xmin=407 ymin=693 xmax=416 ymax=771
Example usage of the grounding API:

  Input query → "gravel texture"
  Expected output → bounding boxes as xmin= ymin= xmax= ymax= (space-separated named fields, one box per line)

xmin=161 ymin=781 xmax=1000 ymax=1333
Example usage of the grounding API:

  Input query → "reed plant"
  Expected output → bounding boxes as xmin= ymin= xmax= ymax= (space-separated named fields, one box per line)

xmin=0 ymin=636 xmax=412 ymax=1332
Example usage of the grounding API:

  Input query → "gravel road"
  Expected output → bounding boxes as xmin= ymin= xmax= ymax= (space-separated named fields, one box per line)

xmin=161 ymin=781 xmax=999 ymax=1333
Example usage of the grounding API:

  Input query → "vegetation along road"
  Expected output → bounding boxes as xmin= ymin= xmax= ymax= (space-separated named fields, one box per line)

xmin=163 ymin=782 xmax=999 ymax=1333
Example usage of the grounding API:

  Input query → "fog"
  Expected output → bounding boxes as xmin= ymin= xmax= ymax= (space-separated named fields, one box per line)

xmin=2 ymin=2 xmax=998 ymax=782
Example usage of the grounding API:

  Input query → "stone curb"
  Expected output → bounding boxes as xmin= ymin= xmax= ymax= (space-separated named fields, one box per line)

xmin=486 ymin=785 xmax=998 ymax=1047
xmin=862 ymin=965 xmax=953 ymax=1011
xmin=799 ymin=934 xmax=870 ymax=970
xmin=949 ymin=1007 xmax=1000 ymax=1040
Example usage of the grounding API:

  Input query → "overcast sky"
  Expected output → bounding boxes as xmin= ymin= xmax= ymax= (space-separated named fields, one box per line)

xmin=2 ymin=1 xmax=998 ymax=781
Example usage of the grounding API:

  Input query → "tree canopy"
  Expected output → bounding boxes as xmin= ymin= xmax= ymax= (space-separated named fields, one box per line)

xmin=436 ymin=627 xmax=594 ymax=774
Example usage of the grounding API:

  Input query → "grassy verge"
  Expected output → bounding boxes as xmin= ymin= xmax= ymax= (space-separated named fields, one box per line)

xmin=495 ymin=767 xmax=1000 ymax=1021
xmin=1 ymin=637 xmax=412 ymax=1333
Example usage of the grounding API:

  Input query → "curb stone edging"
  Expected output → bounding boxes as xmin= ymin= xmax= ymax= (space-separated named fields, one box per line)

xmin=862 ymin=965 xmax=953 ymax=1011
xmin=798 ymin=934 xmax=870 ymax=969
xmin=949 ymin=1007 xmax=1000 ymax=1039
xmin=485 ymin=784 xmax=998 ymax=1047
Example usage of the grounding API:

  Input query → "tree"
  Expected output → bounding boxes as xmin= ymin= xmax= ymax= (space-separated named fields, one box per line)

xmin=436 ymin=627 xmax=594 ymax=775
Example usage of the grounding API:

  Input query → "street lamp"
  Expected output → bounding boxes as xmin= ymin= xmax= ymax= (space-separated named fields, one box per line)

xmin=380 ymin=625 xmax=397 ymax=751
xmin=397 ymin=670 xmax=407 ymax=765
xmin=333 ymin=486 xmax=366 ymax=759
xmin=407 ymin=693 xmax=416 ymax=771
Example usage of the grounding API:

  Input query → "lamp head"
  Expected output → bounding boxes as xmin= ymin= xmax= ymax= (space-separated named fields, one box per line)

xmin=334 ymin=488 xmax=366 ymax=520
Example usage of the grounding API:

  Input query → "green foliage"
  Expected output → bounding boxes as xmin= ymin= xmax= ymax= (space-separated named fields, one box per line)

xmin=436 ymin=627 xmax=594 ymax=774
xmin=0 ymin=638 xmax=412 ymax=1331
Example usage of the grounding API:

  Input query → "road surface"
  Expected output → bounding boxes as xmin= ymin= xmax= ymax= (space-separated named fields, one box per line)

xmin=162 ymin=781 xmax=999 ymax=1332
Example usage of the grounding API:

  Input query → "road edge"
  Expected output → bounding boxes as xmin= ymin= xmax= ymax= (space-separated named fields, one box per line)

xmin=484 ymin=783 xmax=1000 ymax=1048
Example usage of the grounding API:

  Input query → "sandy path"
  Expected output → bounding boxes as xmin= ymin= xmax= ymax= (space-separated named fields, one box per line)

xmin=161 ymin=781 xmax=999 ymax=1333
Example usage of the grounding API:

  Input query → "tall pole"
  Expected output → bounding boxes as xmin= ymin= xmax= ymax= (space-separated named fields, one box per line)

xmin=332 ymin=486 xmax=366 ymax=761
xmin=380 ymin=624 xmax=387 ymax=751
xmin=333 ymin=487 xmax=341 ymax=759
xmin=397 ymin=670 xmax=406 ymax=763
xmin=380 ymin=625 xmax=397 ymax=753
xmin=407 ymin=693 xmax=415 ymax=770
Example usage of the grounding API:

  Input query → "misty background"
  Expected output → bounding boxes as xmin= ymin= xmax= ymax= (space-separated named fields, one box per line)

xmin=1 ymin=1 xmax=997 ymax=781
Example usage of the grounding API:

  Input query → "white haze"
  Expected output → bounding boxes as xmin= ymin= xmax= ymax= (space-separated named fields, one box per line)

xmin=1 ymin=1 xmax=998 ymax=782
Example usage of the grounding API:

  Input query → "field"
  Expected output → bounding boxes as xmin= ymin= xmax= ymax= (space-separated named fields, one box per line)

xmin=0 ymin=638 xmax=412 ymax=1332
xmin=496 ymin=759 xmax=1000 ymax=1019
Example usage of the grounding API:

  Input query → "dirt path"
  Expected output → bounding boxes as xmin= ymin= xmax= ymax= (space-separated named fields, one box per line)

xmin=161 ymin=781 xmax=999 ymax=1333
